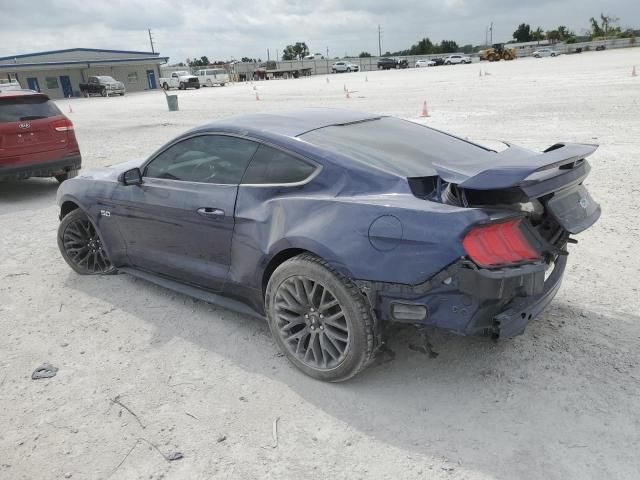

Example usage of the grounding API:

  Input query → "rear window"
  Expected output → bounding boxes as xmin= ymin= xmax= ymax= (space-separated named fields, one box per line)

xmin=0 ymin=96 xmax=63 ymax=122
xmin=242 ymin=145 xmax=316 ymax=184
xmin=299 ymin=117 xmax=489 ymax=177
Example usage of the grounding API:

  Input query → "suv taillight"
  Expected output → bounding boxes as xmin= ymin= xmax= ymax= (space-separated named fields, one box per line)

xmin=463 ymin=218 xmax=540 ymax=268
xmin=51 ymin=118 xmax=74 ymax=132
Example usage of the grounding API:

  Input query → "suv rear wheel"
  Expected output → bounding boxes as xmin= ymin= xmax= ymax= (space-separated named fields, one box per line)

xmin=265 ymin=254 xmax=377 ymax=382
xmin=55 ymin=169 xmax=78 ymax=183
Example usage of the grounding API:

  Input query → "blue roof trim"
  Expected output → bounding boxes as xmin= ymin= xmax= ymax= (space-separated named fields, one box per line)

xmin=0 ymin=47 xmax=160 ymax=62
xmin=0 ymin=57 xmax=169 ymax=69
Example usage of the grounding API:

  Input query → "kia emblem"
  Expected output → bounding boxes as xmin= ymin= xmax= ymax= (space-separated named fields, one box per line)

xmin=18 ymin=122 xmax=31 ymax=129
xmin=578 ymin=197 xmax=588 ymax=209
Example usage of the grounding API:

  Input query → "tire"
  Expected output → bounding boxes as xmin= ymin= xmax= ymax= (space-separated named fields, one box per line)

xmin=57 ymin=209 xmax=116 ymax=275
xmin=206 ymin=79 xmax=212 ymax=87
xmin=346 ymin=68 xmax=351 ymax=72
xmin=100 ymin=88 xmax=107 ymax=97
xmin=195 ymin=85 xmax=200 ymax=89
xmin=55 ymin=169 xmax=78 ymax=183
xmin=163 ymin=83 xmax=169 ymax=90
xmin=377 ymin=65 xmax=382 ymax=70
xmin=120 ymin=92 xmax=125 ymax=96
xmin=179 ymin=82 xmax=185 ymax=90
xmin=265 ymin=253 xmax=377 ymax=382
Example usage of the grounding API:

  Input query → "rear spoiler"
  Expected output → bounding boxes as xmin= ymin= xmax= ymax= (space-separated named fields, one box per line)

xmin=432 ymin=143 xmax=598 ymax=191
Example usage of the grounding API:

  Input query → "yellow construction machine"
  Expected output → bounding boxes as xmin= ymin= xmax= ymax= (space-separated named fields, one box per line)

xmin=480 ymin=44 xmax=516 ymax=62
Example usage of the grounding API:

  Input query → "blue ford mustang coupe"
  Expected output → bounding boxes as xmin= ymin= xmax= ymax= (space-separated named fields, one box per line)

xmin=57 ymin=108 xmax=600 ymax=381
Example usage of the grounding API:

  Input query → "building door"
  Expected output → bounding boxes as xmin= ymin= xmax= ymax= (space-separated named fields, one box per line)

xmin=146 ymin=70 xmax=157 ymax=89
xmin=26 ymin=77 xmax=40 ymax=92
xmin=59 ymin=75 xmax=73 ymax=97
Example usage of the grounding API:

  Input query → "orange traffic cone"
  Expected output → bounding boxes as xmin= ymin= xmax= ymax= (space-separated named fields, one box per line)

xmin=419 ymin=100 xmax=429 ymax=117
xmin=633 ymin=66 xmax=637 ymax=77
xmin=255 ymin=91 xmax=260 ymax=101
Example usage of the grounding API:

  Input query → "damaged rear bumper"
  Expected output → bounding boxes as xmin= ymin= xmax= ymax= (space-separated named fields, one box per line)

xmin=357 ymin=254 xmax=567 ymax=339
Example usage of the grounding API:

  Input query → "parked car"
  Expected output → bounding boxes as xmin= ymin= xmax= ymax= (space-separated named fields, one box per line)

xmin=431 ymin=57 xmax=445 ymax=66
xmin=533 ymin=48 xmax=559 ymax=58
xmin=159 ymin=71 xmax=200 ymax=90
xmin=444 ymin=55 xmax=471 ymax=65
xmin=56 ymin=108 xmax=600 ymax=381
xmin=331 ymin=61 xmax=359 ymax=73
xmin=79 ymin=76 xmax=125 ymax=97
xmin=1 ymin=90 xmax=80 ymax=182
xmin=415 ymin=59 xmax=436 ymax=68
xmin=0 ymin=79 xmax=23 ymax=92
xmin=377 ymin=57 xmax=408 ymax=70
xmin=595 ymin=45 xmax=606 ymax=51
xmin=196 ymin=68 xmax=229 ymax=87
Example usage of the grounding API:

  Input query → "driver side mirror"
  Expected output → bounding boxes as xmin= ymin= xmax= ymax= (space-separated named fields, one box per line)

xmin=120 ymin=167 xmax=143 ymax=186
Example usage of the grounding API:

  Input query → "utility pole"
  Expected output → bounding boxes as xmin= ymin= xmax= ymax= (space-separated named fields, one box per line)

xmin=485 ymin=26 xmax=488 ymax=46
xmin=148 ymin=29 xmax=155 ymax=53
xmin=378 ymin=24 xmax=382 ymax=56
xmin=267 ymin=48 xmax=270 ymax=61
xmin=489 ymin=22 xmax=493 ymax=45
xmin=326 ymin=46 xmax=329 ymax=58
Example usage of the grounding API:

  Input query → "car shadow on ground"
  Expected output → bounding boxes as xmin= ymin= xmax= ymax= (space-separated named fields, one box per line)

xmin=67 ymin=273 xmax=640 ymax=480
xmin=0 ymin=178 xmax=59 ymax=214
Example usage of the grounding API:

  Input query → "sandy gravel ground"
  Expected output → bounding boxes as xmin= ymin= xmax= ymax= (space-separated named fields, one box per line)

xmin=1 ymin=48 xmax=639 ymax=480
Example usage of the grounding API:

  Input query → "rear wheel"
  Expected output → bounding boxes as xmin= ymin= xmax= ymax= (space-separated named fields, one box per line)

xmin=163 ymin=82 xmax=169 ymax=90
xmin=265 ymin=254 xmax=377 ymax=382
xmin=55 ymin=169 xmax=78 ymax=183
xmin=57 ymin=209 xmax=115 ymax=275
xmin=100 ymin=88 xmax=107 ymax=97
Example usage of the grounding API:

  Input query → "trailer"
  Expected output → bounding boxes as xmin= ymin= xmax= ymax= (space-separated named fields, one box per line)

xmin=252 ymin=61 xmax=312 ymax=80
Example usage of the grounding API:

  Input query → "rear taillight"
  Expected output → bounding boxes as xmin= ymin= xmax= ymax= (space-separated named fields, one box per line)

xmin=51 ymin=118 xmax=74 ymax=132
xmin=463 ymin=218 xmax=540 ymax=268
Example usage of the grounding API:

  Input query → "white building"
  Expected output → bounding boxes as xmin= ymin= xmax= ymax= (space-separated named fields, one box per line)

xmin=0 ymin=48 xmax=168 ymax=98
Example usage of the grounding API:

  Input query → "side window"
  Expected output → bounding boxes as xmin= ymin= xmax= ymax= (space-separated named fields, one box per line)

xmin=242 ymin=145 xmax=316 ymax=185
xmin=144 ymin=135 xmax=259 ymax=184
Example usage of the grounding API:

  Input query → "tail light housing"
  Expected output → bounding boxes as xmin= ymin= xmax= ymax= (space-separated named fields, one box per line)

xmin=51 ymin=118 xmax=74 ymax=132
xmin=463 ymin=218 xmax=541 ymax=268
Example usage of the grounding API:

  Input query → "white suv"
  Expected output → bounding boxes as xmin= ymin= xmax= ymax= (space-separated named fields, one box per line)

xmin=331 ymin=61 xmax=359 ymax=73
xmin=533 ymin=48 xmax=559 ymax=58
xmin=444 ymin=55 xmax=471 ymax=65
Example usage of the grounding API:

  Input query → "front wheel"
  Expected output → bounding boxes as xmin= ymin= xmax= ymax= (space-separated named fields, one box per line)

xmin=57 ymin=209 xmax=116 ymax=275
xmin=265 ymin=254 xmax=377 ymax=382
xmin=163 ymin=83 xmax=169 ymax=90
xmin=100 ymin=88 xmax=107 ymax=97
xmin=346 ymin=68 xmax=351 ymax=72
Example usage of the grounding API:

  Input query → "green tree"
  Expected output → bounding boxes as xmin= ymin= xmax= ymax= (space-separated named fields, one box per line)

xmin=590 ymin=13 xmax=621 ymax=38
xmin=438 ymin=40 xmax=459 ymax=53
xmin=546 ymin=30 xmax=560 ymax=43
xmin=188 ymin=56 xmax=210 ymax=67
xmin=282 ymin=42 xmax=309 ymax=60
xmin=408 ymin=37 xmax=435 ymax=55
xmin=531 ymin=27 xmax=545 ymax=41
xmin=358 ymin=51 xmax=372 ymax=57
xmin=513 ymin=23 xmax=532 ymax=42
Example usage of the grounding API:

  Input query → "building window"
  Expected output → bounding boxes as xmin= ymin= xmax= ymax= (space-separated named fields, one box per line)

xmin=45 ymin=77 xmax=59 ymax=89
xmin=127 ymin=72 xmax=138 ymax=83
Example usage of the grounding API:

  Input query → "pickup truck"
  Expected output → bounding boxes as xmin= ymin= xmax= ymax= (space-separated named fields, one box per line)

xmin=159 ymin=71 xmax=200 ymax=90
xmin=377 ymin=58 xmax=409 ymax=70
xmin=79 ymin=76 xmax=125 ymax=97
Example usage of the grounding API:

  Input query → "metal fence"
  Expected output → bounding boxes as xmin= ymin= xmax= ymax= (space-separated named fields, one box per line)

xmin=160 ymin=38 xmax=637 ymax=80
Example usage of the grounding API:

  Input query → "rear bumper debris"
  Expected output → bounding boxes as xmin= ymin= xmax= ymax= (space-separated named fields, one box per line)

xmin=357 ymin=254 xmax=567 ymax=339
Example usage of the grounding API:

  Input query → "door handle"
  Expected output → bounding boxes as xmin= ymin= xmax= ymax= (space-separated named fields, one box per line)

xmin=197 ymin=207 xmax=225 ymax=218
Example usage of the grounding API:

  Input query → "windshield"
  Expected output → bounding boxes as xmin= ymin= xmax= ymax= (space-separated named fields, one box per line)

xmin=0 ymin=96 xmax=63 ymax=122
xmin=299 ymin=117 xmax=489 ymax=176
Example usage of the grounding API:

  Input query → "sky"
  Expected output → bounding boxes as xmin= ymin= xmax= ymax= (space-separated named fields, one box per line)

xmin=1 ymin=0 xmax=637 ymax=62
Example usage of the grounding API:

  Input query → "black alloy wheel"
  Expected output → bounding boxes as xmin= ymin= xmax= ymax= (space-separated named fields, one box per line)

xmin=57 ymin=209 xmax=115 ymax=275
